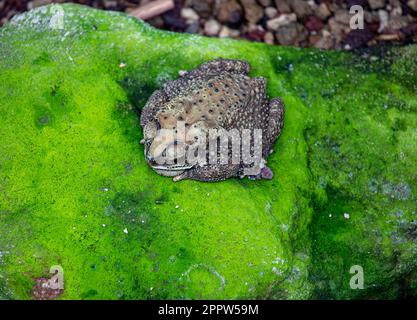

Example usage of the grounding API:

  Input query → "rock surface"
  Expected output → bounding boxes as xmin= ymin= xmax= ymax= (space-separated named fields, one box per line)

xmin=0 ymin=4 xmax=416 ymax=299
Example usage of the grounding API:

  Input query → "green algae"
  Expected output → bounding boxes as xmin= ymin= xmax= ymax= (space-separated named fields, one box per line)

xmin=0 ymin=4 xmax=416 ymax=299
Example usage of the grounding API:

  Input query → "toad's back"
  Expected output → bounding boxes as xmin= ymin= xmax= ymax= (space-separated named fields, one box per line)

xmin=159 ymin=73 xmax=269 ymax=133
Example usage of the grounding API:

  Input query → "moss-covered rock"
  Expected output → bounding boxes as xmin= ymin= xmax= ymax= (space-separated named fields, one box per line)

xmin=0 ymin=4 xmax=416 ymax=299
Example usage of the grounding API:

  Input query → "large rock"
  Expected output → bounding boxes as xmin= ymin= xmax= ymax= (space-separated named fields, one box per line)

xmin=0 ymin=4 xmax=416 ymax=299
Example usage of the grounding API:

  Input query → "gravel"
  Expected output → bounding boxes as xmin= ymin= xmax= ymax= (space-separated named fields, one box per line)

xmin=1 ymin=0 xmax=417 ymax=50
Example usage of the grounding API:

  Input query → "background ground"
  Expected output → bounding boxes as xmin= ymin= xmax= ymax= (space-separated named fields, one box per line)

xmin=1 ymin=0 xmax=417 ymax=49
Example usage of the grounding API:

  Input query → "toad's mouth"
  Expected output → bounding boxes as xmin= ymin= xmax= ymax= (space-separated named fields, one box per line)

xmin=145 ymin=149 xmax=195 ymax=175
xmin=144 ymin=142 xmax=196 ymax=176
xmin=150 ymin=164 xmax=195 ymax=177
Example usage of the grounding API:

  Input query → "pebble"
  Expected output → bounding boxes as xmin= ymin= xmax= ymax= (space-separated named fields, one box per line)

xmin=103 ymin=0 xmax=117 ymax=9
xmin=245 ymin=24 xmax=266 ymax=42
xmin=347 ymin=0 xmax=369 ymax=6
xmin=308 ymin=34 xmax=321 ymax=46
xmin=162 ymin=11 xmax=187 ymax=30
xmin=290 ymin=0 xmax=313 ymax=18
xmin=315 ymin=3 xmax=332 ymax=20
xmin=258 ymin=0 xmax=272 ymax=7
xmin=369 ymin=0 xmax=386 ymax=10
xmin=204 ymin=19 xmax=221 ymax=36
xmin=378 ymin=10 xmax=389 ymax=33
xmin=365 ymin=11 xmax=381 ymax=24
xmin=266 ymin=13 xmax=297 ymax=31
xmin=408 ymin=0 xmax=417 ymax=11
xmin=314 ymin=30 xmax=334 ymax=49
xmin=387 ymin=15 xmax=413 ymax=31
xmin=3 ymin=0 xmax=417 ymax=51
xmin=390 ymin=2 xmax=403 ymax=17
xmin=305 ymin=15 xmax=324 ymax=32
xmin=185 ymin=20 xmax=199 ymax=34
xmin=219 ymin=26 xmax=240 ymax=38
xmin=265 ymin=7 xmax=278 ymax=19
xmin=219 ymin=25 xmax=232 ymax=38
xmin=147 ymin=16 xmax=165 ymax=29
xmin=264 ymin=31 xmax=275 ymax=44
xmin=274 ymin=0 xmax=291 ymax=13
xmin=27 ymin=0 xmax=51 ymax=10
xmin=181 ymin=8 xmax=199 ymax=22
xmin=334 ymin=10 xmax=352 ymax=25
xmin=240 ymin=0 xmax=264 ymax=23
xmin=216 ymin=0 xmax=243 ymax=26
xmin=401 ymin=21 xmax=417 ymax=36
xmin=329 ymin=17 xmax=350 ymax=43
xmin=342 ymin=28 xmax=375 ymax=49
xmin=191 ymin=0 xmax=214 ymax=19
xmin=275 ymin=22 xmax=306 ymax=45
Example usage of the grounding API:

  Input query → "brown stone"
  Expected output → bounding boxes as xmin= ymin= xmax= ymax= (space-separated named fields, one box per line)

xmin=408 ymin=0 xmax=417 ymax=11
xmin=342 ymin=28 xmax=376 ymax=50
xmin=204 ymin=19 xmax=221 ymax=36
xmin=387 ymin=15 xmax=413 ymax=31
xmin=245 ymin=25 xmax=266 ymax=42
xmin=274 ymin=0 xmax=291 ymax=13
xmin=240 ymin=0 xmax=264 ymax=23
xmin=265 ymin=6 xmax=278 ymax=19
xmin=290 ymin=0 xmax=313 ymax=18
xmin=328 ymin=17 xmax=351 ymax=43
xmin=334 ymin=10 xmax=351 ymax=25
xmin=216 ymin=0 xmax=243 ymax=26
xmin=368 ymin=0 xmax=385 ymax=10
xmin=401 ymin=21 xmax=417 ymax=37
xmin=305 ymin=15 xmax=324 ymax=32
xmin=191 ymin=0 xmax=214 ymax=19
xmin=258 ymin=0 xmax=272 ymax=7
xmin=315 ymin=3 xmax=332 ymax=20
xmin=275 ymin=22 xmax=308 ymax=45
xmin=308 ymin=34 xmax=321 ymax=46
xmin=264 ymin=31 xmax=275 ymax=44
xmin=266 ymin=13 xmax=297 ymax=31
xmin=314 ymin=35 xmax=335 ymax=49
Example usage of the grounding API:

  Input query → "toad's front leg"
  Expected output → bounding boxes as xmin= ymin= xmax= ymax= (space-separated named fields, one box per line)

xmin=173 ymin=163 xmax=241 ymax=182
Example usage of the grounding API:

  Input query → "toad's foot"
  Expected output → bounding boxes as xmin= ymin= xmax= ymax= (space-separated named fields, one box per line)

xmin=248 ymin=166 xmax=274 ymax=180
xmin=178 ymin=70 xmax=188 ymax=77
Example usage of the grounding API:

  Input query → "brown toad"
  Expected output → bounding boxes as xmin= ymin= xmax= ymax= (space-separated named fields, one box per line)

xmin=140 ymin=59 xmax=285 ymax=182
